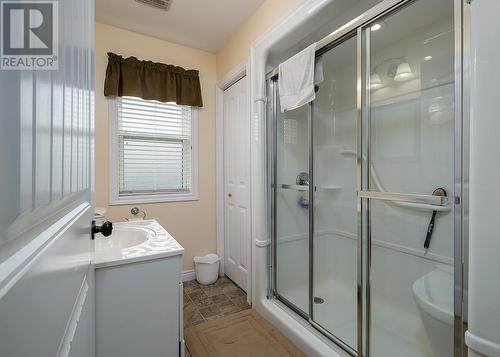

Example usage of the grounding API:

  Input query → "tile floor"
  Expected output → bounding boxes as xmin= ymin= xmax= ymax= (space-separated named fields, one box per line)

xmin=183 ymin=276 xmax=250 ymax=328
xmin=183 ymin=276 xmax=250 ymax=357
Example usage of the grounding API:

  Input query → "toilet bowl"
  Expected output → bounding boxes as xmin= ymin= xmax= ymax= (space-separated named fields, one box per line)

xmin=412 ymin=265 xmax=454 ymax=357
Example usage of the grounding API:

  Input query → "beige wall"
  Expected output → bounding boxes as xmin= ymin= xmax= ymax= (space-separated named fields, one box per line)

xmin=95 ymin=1 xmax=297 ymax=270
xmin=95 ymin=22 xmax=217 ymax=271
xmin=216 ymin=0 xmax=297 ymax=81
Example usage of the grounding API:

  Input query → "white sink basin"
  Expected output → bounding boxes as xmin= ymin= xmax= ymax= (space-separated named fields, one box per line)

xmin=97 ymin=226 xmax=149 ymax=250
xmin=94 ymin=226 xmax=154 ymax=264
xmin=94 ymin=220 xmax=184 ymax=268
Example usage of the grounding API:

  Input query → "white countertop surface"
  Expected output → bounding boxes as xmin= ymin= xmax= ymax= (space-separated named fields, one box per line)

xmin=94 ymin=219 xmax=184 ymax=269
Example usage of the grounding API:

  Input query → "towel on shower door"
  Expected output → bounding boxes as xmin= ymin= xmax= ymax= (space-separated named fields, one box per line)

xmin=278 ymin=42 xmax=322 ymax=112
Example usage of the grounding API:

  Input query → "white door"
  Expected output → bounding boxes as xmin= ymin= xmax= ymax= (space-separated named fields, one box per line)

xmin=223 ymin=77 xmax=250 ymax=292
xmin=0 ymin=1 xmax=95 ymax=356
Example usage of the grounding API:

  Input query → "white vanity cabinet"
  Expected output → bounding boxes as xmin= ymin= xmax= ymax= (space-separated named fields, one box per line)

xmin=94 ymin=220 xmax=184 ymax=357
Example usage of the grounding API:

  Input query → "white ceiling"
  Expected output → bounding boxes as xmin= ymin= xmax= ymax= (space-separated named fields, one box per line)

xmin=95 ymin=0 xmax=266 ymax=53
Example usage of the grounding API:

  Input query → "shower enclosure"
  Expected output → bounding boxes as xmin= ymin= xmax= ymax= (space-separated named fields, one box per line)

xmin=266 ymin=0 xmax=467 ymax=356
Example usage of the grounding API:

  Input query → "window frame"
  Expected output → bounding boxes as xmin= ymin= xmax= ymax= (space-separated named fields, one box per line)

xmin=108 ymin=97 xmax=199 ymax=205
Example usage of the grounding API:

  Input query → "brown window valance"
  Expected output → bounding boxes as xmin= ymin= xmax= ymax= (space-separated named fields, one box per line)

xmin=104 ymin=52 xmax=203 ymax=107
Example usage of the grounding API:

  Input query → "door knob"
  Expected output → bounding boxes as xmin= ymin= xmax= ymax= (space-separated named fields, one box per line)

xmin=228 ymin=193 xmax=232 ymax=197
xmin=91 ymin=220 xmax=113 ymax=240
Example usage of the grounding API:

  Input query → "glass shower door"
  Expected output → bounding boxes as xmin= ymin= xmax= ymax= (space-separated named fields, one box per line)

xmin=268 ymin=0 xmax=462 ymax=355
xmin=312 ymin=34 xmax=358 ymax=352
xmin=273 ymin=100 xmax=310 ymax=315
xmin=362 ymin=0 xmax=456 ymax=355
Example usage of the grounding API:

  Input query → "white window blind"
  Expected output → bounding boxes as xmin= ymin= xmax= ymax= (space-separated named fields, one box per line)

xmin=116 ymin=96 xmax=193 ymax=197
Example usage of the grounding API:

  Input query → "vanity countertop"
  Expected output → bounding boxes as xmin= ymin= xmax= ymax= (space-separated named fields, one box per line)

xmin=94 ymin=219 xmax=184 ymax=269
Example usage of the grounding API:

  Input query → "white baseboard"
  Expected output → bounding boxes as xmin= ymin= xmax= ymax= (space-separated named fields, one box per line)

xmin=182 ymin=270 xmax=196 ymax=282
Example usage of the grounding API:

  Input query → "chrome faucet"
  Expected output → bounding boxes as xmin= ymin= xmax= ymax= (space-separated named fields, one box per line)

xmin=128 ymin=207 xmax=146 ymax=220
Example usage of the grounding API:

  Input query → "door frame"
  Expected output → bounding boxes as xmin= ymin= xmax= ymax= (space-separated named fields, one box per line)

xmin=215 ymin=58 xmax=252 ymax=304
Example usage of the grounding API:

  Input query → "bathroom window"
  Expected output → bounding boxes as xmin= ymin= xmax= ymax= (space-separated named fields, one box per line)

xmin=109 ymin=96 xmax=198 ymax=204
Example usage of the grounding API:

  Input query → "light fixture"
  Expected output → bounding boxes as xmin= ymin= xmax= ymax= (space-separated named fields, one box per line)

xmin=424 ymin=55 xmax=433 ymax=61
xmin=370 ymin=23 xmax=382 ymax=32
xmin=370 ymin=73 xmax=383 ymax=89
xmin=394 ymin=61 xmax=414 ymax=82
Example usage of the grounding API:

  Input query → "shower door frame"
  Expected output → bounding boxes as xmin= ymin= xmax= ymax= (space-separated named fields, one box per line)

xmin=266 ymin=0 xmax=469 ymax=356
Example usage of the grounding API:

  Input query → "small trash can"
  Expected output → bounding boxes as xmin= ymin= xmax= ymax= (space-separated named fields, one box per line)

xmin=194 ymin=254 xmax=220 ymax=285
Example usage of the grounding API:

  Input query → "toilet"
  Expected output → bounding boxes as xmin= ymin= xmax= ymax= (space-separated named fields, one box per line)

xmin=412 ymin=266 xmax=454 ymax=357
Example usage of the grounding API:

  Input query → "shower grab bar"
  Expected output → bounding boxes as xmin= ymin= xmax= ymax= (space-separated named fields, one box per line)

xmin=358 ymin=191 xmax=448 ymax=206
xmin=280 ymin=184 xmax=309 ymax=191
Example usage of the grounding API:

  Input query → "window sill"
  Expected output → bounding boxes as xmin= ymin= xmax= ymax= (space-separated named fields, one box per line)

xmin=109 ymin=193 xmax=199 ymax=205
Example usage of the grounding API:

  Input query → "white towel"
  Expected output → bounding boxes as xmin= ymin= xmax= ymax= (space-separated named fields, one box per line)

xmin=278 ymin=43 xmax=322 ymax=112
